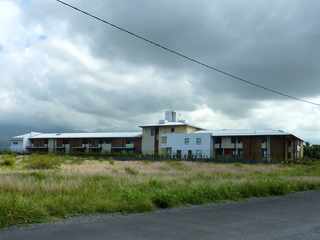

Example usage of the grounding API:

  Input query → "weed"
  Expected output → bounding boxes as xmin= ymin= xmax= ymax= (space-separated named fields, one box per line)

xmin=166 ymin=161 xmax=188 ymax=171
xmin=1 ymin=158 xmax=320 ymax=229
xmin=25 ymin=154 xmax=62 ymax=170
xmin=124 ymin=167 xmax=139 ymax=176
xmin=0 ymin=155 xmax=16 ymax=167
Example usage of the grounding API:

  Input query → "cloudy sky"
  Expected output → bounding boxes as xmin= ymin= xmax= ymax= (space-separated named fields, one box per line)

xmin=0 ymin=0 xmax=320 ymax=145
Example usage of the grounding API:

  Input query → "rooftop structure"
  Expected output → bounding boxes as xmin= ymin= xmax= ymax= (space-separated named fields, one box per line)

xmin=197 ymin=129 xmax=302 ymax=139
xmin=29 ymin=132 xmax=142 ymax=139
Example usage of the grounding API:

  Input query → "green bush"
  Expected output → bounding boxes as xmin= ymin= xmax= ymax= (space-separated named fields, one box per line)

xmin=304 ymin=143 xmax=320 ymax=160
xmin=25 ymin=155 xmax=62 ymax=170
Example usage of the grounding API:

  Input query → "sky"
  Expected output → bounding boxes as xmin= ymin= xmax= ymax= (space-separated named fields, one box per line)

xmin=0 ymin=0 xmax=320 ymax=147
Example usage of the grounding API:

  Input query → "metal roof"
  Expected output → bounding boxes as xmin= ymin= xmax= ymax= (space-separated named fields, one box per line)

xmin=139 ymin=122 xmax=204 ymax=130
xmin=196 ymin=129 xmax=302 ymax=138
xmin=30 ymin=132 xmax=142 ymax=139
xmin=11 ymin=132 xmax=42 ymax=140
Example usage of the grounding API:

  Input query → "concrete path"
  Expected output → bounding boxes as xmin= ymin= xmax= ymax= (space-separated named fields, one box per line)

xmin=1 ymin=191 xmax=320 ymax=240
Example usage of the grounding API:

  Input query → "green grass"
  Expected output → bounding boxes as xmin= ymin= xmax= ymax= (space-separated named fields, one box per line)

xmin=0 ymin=154 xmax=320 ymax=228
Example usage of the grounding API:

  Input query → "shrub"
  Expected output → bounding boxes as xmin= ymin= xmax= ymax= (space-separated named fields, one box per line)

xmin=0 ymin=155 xmax=16 ymax=167
xmin=25 ymin=155 xmax=62 ymax=170
xmin=152 ymin=191 xmax=178 ymax=208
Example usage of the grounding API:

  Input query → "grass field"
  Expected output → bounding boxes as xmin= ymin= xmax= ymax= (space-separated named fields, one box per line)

xmin=0 ymin=154 xmax=320 ymax=229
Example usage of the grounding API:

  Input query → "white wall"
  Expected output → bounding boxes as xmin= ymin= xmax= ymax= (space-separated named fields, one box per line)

xmin=160 ymin=132 xmax=213 ymax=158
xmin=10 ymin=139 xmax=24 ymax=153
xmin=10 ymin=132 xmax=41 ymax=154
xmin=142 ymin=128 xmax=155 ymax=154
xmin=10 ymin=136 xmax=31 ymax=153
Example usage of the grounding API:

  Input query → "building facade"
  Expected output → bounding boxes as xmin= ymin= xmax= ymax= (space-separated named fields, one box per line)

xmin=161 ymin=130 xmax=304 ymax=162
xmin=10 ymin=132 xmax=142 ymax=154
xmin=9 ymin=111 xmax=304 ymax=162
xmin=140 ymin=111 xmax=203 ymax=155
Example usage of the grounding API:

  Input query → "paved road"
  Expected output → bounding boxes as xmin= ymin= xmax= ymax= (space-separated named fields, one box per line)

xmin=1 ymin=191 xmax=320 ymax=240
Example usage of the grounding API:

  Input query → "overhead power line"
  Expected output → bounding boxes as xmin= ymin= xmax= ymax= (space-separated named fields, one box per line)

xmin=55 ymin=0 xmax=320 ymax=107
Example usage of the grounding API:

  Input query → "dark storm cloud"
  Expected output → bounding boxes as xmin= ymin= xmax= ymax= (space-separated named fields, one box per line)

xmin=1 ymin=0 xmax=320 ymax=144
xmin=25 ymin=0 xmax=320 ymax=107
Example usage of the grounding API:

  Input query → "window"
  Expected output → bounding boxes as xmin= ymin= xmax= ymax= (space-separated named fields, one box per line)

xmin=161 ymin=136 xmax=167 ymax=144
xmin=171 ymin=128 xmax=175 ymax=133
xmin=231 ymin=137 xmax=236 ymax=144
xmin=196 ymin=138 xmax=202 ymax=145
xmin=12 ymin=142 xmax=19 ymax=145
xmin=150 ymin=128 xmax=155 ymax=136
xmin=215 ymin=137 xmax=222 ymax=144
xmin=176 ymin=150 xmax=182 ymax=159
xmin=261 ymin=149 xmax=267 ymax=159
xmin=184 ymin=138 xmax=190 ymax=145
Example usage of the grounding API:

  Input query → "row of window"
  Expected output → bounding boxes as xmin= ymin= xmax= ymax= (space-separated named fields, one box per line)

xmin=175 ymin=149 xmax=203 ymax=158
xmin=30 ymin=139 xmax=134 ymax=145
xmin=184 ymin=137 xmax=202 ymax=145
xmin=160 ymin=136 xmax=202 ymax=145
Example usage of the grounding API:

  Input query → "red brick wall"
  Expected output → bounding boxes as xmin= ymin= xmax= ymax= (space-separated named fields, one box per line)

xmin=241 ymin=137 xmax=263 ymax=161
xmin=270 ymin=136 xmax=285 ymax=162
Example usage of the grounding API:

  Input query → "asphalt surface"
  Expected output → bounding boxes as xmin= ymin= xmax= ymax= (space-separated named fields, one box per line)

xmin=1 ymin=191 xmax=320 ymax=240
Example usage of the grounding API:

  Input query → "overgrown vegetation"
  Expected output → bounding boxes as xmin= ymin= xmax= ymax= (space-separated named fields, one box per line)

xmin=304 ymin=142 xmax=320 ymax=160
xmin=124 ymin=167 xmax=139 ymax=175
xmin=0 ymin=154 xmax=16 ymax=167
xmin=24 ymin=154 xmax=62 ymax=170
xmin=1 ymin=154 xmax=320 ymax=228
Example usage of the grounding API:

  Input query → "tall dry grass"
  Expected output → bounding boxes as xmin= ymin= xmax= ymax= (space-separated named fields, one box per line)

xmin=1 ymin=155 xmax=320 ymax=228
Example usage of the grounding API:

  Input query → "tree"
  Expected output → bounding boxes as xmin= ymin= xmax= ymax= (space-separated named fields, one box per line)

xmin=304 ymin=143 xmax=320 ymax=159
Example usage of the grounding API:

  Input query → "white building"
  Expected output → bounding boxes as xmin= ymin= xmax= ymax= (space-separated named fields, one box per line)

xmin=9 ymin=132 xmax=42 ymax=154
xmin=159 ymin=132 xmax=213 ymax=159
